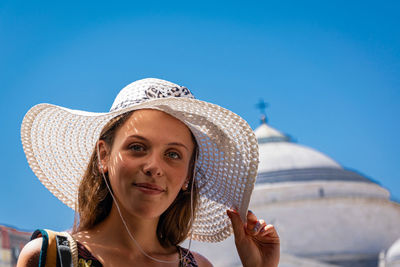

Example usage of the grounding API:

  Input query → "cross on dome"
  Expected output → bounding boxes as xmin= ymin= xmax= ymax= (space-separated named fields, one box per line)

xmin=255 ymin=99 xmax=268 ymax=124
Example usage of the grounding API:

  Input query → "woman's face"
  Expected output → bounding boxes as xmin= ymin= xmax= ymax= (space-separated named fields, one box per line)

xmin=100 ymin=109 xmax=195 ymax=219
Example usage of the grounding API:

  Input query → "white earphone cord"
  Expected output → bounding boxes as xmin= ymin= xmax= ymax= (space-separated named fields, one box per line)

xmin=97 ymin=143 xmax=194 ymax=264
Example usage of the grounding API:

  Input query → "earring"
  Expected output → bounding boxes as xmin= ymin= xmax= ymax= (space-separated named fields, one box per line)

xmin=182 ymin=181 xmax=189 ymax=191
xmin=99 ymin=161 xmax=107 ymax=174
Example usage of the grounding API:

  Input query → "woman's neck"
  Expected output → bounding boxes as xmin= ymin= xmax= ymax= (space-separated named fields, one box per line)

xmin=83 ymin=203 xmax=169 ymax=255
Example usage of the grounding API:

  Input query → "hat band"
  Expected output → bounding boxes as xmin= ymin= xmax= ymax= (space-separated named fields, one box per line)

xmin=110 ymin=85 xmax=194 ymax=112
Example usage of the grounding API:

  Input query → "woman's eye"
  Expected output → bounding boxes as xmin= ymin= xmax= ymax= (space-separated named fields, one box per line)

xmin=129 ymin=144 xmax=145 ymax=152
xmin=166 ymin=151 xmax=181 ymax=159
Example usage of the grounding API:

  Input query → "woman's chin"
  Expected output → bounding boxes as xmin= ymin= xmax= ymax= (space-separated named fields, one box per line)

xmin=126 ymin=205 xmax=168 ymax=220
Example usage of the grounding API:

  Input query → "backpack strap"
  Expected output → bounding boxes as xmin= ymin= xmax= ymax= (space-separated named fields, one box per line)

xmin=31 ymin=229 xmax=78 ymax=267
xmin=31 ymin=229 xmax=57 ymax=267
xmin=56 ymin=231 xmax=78 ymax=267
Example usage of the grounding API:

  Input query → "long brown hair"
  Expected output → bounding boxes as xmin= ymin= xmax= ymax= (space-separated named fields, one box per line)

xmin=74 ymin=110 xmax=198 ymax=247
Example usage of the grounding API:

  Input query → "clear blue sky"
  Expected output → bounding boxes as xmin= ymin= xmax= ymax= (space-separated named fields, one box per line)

xmin=1 ymin=0 xmax=399 ymax=231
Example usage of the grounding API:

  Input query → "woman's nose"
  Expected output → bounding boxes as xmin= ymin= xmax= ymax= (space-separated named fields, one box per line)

xmin=142 ymin=153 xmax=163 ymax=177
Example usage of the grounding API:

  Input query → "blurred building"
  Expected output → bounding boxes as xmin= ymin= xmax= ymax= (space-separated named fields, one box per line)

xmin=0 ymin=225 xmax=31 ymax=267
xmin=188 ymin=118 xmax=400 ymax=267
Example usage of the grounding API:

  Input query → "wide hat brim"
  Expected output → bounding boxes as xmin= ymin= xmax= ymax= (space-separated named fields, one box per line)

xmin=21 ymin=97 xmax=259 ymax=242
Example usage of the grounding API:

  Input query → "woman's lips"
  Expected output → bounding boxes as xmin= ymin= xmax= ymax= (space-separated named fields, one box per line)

xmin=133 ymin=183 xmax=165 ymax=195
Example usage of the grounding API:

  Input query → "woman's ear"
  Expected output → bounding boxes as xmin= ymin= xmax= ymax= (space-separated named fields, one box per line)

xmin=97 ymin=140 xmax=110 ymax=173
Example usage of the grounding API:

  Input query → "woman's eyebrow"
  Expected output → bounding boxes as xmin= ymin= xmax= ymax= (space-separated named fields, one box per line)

xmin=127 ymin=134 xmax=148 ymax=141
xmin=167 ymin=142 xmax=189 ymax=151
xmin=127 ymin=135 xmax=189 ymax=151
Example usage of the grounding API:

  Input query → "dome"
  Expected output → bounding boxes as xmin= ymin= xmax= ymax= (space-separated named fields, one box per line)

xmin=255 ymin=123 xmax=341 ymax=174
xmin=249 ymin=121 xmax=398 ymax=266
xmin=254 ymin=122 xmax=376 ymax=185
xmin=258 ymin=142 xmax=341 ymax=173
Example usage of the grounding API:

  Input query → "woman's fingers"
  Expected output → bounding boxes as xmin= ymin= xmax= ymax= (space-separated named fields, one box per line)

xmin=261 ymin=224 xmax=279 ymax=238
xmin=245 ymin=211 xmax=279 ymax=240
xmin=253 ymin=219 xmax=266 ymax=235
xmin=246 ymin=210 xmax=266 ymax=235
xmin=258 ymin=224 xmax=280 ymax=245
xmin=230 ymin=209 xmax=280 ymax=267
xmin=229 ymin=209 xmax=279 ymax=240
xmin=227 ymin=209 xmax=246 ymax=241
xmin=247 ymin=210 xmax=258 ymax=222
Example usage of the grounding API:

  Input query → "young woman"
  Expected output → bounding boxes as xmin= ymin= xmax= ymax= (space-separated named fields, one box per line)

xmin=18 ymin=78 xmax=280 ymax=266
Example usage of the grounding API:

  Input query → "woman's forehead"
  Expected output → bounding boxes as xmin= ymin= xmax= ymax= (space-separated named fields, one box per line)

xmin=116 ymin=109 xmax=195 ymax=147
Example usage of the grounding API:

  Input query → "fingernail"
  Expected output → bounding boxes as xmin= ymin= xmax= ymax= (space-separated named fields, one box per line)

xmin=252 ymin=221 xmax=261 ymax=233
xmin=226 ymin=210 xmax=232 ymax=218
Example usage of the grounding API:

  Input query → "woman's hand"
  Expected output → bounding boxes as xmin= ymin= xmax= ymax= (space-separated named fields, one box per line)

xmin=227 ymin=209 xmax=280 ymax=267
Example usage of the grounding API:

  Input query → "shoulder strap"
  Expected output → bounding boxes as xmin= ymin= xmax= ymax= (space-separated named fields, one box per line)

xmin=31 ymin=229 xmax=78 ymax=267
xmin=57 ymin=231 xmax=78 ymax=267
xmin=31 ymin=229 xmax=57 ymax=267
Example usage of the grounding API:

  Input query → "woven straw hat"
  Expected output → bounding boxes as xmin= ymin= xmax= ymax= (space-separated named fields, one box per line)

xmin=21 ymin=78 xmax=259 ymax=242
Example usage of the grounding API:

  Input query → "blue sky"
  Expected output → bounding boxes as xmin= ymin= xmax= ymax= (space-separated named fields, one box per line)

xmin=1 ymin=0 xmax=399 ymax=231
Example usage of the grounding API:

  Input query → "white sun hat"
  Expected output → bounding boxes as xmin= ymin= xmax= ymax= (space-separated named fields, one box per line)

xmin=21 ymin=78 xmax=259 ymax=242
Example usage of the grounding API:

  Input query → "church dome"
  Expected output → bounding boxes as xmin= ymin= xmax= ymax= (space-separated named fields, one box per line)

xmin=254 ymin=122 xmax=375 ymax=185
xmin=258 ymin=141 xmax=341 ymax=173
xmin=255 ymin=122 xmax=341 ymax=173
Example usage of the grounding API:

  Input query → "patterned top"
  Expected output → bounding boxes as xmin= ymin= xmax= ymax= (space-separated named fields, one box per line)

xmin=77 ymin=242 xmax=102 ymax=267
xmin=77 ymin=242 xmax=198 ymax=267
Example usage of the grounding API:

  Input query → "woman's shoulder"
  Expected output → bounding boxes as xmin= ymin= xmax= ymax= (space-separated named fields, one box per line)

xmin=16 ymin=237 xmax=42 ymax=267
